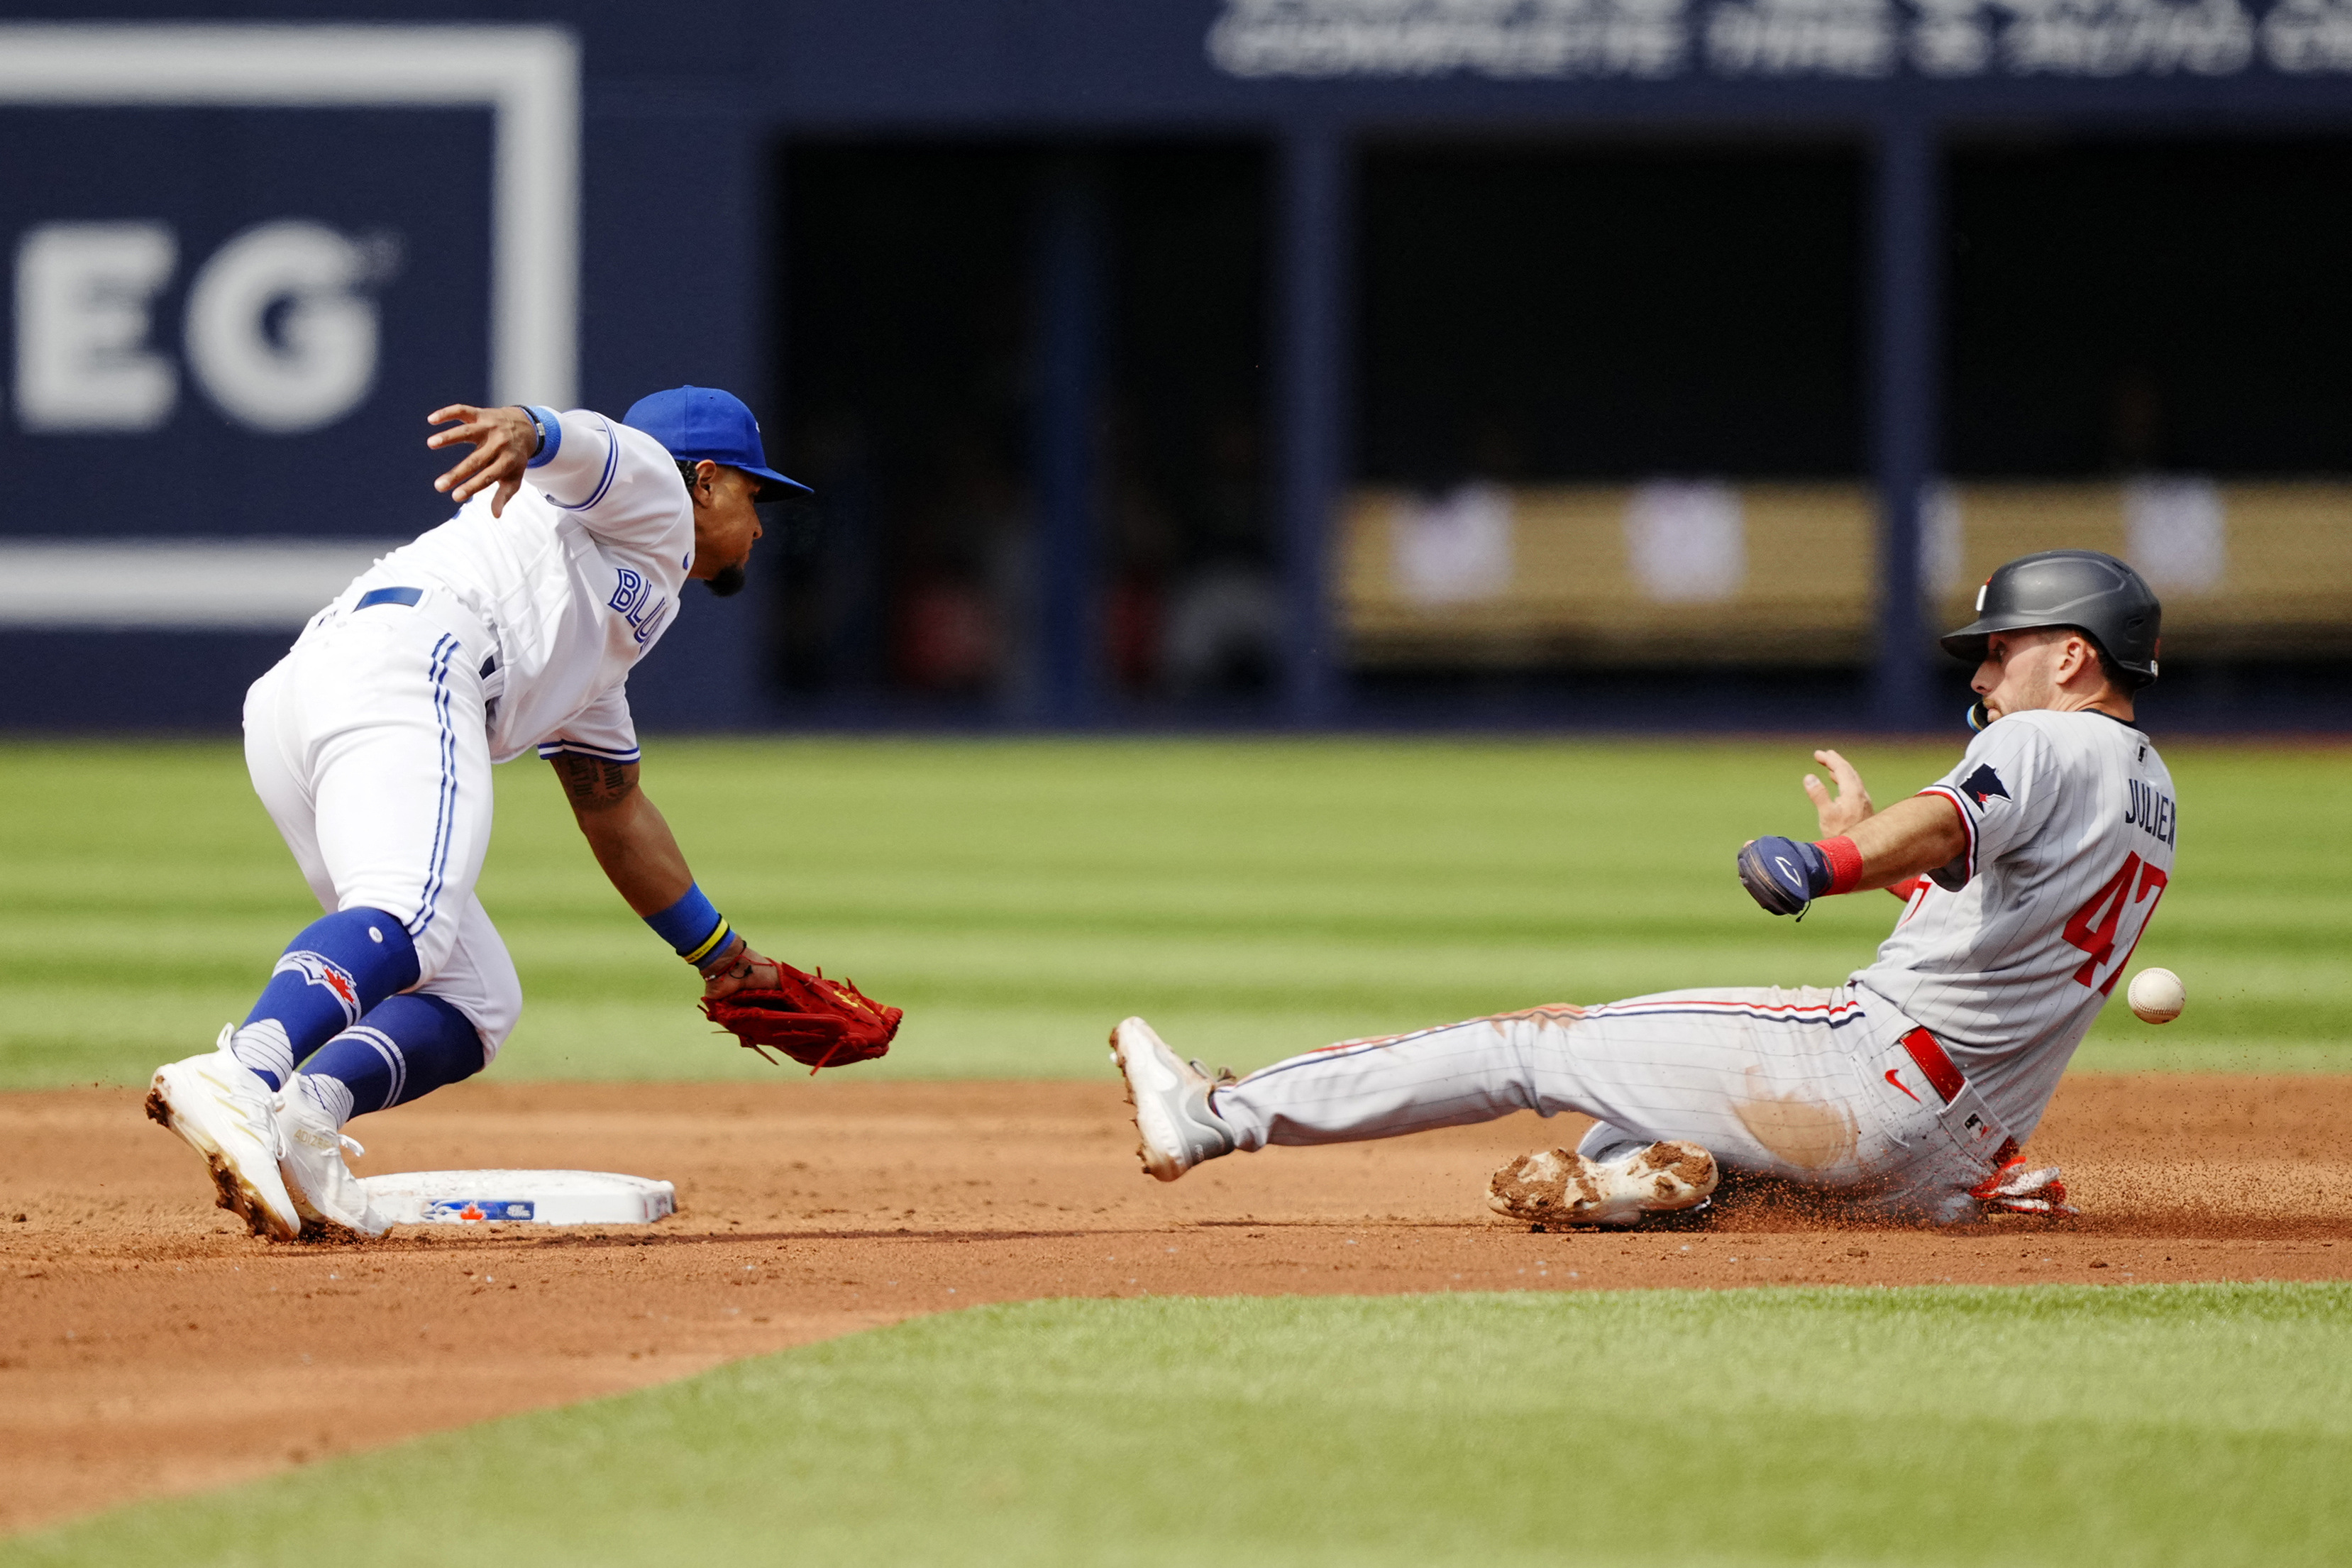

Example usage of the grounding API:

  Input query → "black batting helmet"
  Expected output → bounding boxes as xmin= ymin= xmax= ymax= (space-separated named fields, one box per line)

xmin=1940 ymin=549 xmax=2163 ymax=689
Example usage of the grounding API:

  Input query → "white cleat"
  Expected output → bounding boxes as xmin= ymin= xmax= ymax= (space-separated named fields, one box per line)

xmin=145 ymin=1027 xmax=303 ymax=1242
xmin=1110 ymin=1017 xmax=1237 ymax=1182
xmin=1486 ymin=1140 xmax=1719 ymax=1229
xmin=276 ymin=1078 xmax=392 ymax=1240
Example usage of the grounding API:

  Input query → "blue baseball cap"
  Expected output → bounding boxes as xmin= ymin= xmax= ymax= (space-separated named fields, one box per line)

xmin=622 ymin=385 xmax=810 ymax=501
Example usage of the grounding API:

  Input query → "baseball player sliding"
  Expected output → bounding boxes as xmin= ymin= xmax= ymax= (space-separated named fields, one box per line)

xmin=148 ymin=389 xmax=898 ymax=1242
xmin=1116 ymin=551 xmax=2175 ymax=1226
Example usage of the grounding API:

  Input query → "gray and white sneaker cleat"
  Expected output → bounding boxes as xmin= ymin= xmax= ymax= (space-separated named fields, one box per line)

xmin=1486 ymin=1140 xmax=1718 ymax=1229
xmin=1110 ymin=1017 xmax=1238 ymax=1181
xmin=275 ymin=1077 xmax=392 ymax=1240
xmin=145 ymin=1027 xmax=303 ymax=1241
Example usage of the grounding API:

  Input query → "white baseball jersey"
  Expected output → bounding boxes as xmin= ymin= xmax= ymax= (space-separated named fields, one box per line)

xmin=345 ymin=408 xmax=692 ymax=767
xmin=238 ymin=406 xmax=691 ymax=1041
xmin=1854 ymin=708 xmax=2175 ymax=1139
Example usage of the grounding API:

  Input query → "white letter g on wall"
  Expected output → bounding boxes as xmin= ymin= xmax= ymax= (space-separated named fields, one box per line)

xmin=185 ymin=220 xmax=388 ymax=435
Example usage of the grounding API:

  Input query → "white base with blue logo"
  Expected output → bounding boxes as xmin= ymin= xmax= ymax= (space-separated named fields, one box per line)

xmin=358 ymin=1169 xmax=675 ymax=1226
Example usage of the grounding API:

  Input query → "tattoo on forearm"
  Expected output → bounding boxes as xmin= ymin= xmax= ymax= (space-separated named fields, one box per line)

xmin=551 ymin=753 xmax=636 ymax=808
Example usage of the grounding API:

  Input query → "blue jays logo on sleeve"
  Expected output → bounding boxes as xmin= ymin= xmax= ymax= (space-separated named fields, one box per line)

xmin=605 ymin=568 xmax=670 ymax=647
xmin=1959 ymin=765 xmax=2009 ymax=807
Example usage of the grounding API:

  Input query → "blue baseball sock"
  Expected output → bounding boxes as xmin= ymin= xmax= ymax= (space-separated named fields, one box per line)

xmin=292 ymin=994 xmax=487 ymax=1126
xmin=228 ymin=909 xmax=420 ymax=1089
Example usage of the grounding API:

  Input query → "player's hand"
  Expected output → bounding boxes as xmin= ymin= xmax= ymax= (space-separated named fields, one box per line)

xmin=700 ymin=935 xmax=782 ymax=1001
xmin=1737 ymin=835 xmax=1834 ymax=917
xmin=1802 ymin=749 xmax=1874 ymax=836
xmin=426 ymin=404 xmax=537 ymax=518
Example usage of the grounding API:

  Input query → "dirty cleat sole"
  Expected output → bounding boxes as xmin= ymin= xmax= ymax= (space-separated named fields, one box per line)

xmin=1110 ymin=1016 xmax=1237 ymax=1182
xmin=148 ymin=1053 xmax=302 ymax=1242
xmin=1486 ymin=1139 xmax=1719 ymax=1229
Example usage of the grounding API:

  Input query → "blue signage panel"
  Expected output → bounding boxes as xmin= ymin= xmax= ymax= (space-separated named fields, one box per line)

xmin=1 ymin=105 xmax=492 ymax=540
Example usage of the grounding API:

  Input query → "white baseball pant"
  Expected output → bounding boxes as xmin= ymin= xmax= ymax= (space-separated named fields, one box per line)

xmin=242 ymin=588 xmax=520 ymax=1055
xmin=1213 ymin=985 xmax=2014 ymax=1222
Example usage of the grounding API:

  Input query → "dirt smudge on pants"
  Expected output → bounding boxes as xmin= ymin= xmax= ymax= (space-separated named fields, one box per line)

xmin=1734 ymin=1070 xmax=1860 ymax=1171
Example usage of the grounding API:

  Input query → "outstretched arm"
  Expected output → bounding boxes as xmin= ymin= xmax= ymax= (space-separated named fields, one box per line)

xmin=549 ymin=753 xmax=779 ymax=998
xmin=1798 ymin=748 xmax=1965 ymax=890
xmin=1737 ymin=749 xmax=1968 ymax=915
xmin=427 ymin=404 xmax=541 ymax=517
xmin=1835 ymin=794 xmax=1967 ymax=892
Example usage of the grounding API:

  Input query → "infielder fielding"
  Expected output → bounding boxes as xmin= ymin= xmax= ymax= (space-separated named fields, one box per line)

xmin=1115 ymin=551 xmax=2175 ymax=1226
xmin=148 ymin=389 xmax=897 ymax=1242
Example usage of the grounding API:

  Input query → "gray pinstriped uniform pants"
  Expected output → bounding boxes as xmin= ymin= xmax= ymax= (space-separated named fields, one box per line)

xmin=1212 ymin=985 xmax=2015 ymax=1222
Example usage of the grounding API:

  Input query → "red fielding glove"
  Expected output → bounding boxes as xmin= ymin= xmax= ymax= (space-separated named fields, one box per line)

xmin=699 ymin=961 xmax=902 ymax=1074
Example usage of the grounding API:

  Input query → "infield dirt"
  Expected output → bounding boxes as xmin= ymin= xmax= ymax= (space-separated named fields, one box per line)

xmin=5 ymin=1072 xmax=2348 ymax=1533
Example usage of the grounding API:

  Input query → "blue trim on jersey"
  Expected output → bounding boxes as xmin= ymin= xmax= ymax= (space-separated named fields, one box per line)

xmin=355 ymin=585 xmax=423 ymax=611
xmin=535 ymin=740 xmax=641 ymax=763
xmin=410 ymin=634 xmax=462 ymax=939
xmin=1918 ymin=784 xmax=1977 ymax=885
xmin=550 ymin=417 xmax=621 ymax=512
xmin=523 ymin=407 xmax=563 ymax=469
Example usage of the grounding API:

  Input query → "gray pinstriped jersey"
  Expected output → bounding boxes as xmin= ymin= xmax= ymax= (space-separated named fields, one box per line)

xmin=1853 ymin=709 xmax=2176 ymax=1141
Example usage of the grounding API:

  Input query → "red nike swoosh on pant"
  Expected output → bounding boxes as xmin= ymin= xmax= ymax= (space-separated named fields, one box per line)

xmin=1885 ymin=1069 xmax=1921 ymax=1104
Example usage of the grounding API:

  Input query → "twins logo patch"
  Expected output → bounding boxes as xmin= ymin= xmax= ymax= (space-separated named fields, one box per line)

xmin=1959 ymin=764 xmax=2010 ymax=807
xmin=271 ymin=950 xmax=362 ymax=1027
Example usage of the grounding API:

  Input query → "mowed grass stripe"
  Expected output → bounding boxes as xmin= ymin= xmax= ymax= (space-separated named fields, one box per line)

xmin=9 ymin=1284 xmax=2348 ymax=1567
xmin=1 ymin=739 xmax=2343 ymax=1086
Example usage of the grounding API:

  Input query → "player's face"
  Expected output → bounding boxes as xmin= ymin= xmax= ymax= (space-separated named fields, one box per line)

xmin=1972 ymin=629 xmax=2071 ymax=720
xmin=688 ymin=465 xmax=766 ymax=583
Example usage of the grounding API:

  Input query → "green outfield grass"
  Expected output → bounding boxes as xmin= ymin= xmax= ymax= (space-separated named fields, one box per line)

xmin=0 ymin=737 xmax=2342 ymax=1088
xmin=9 ymin=1283 xmax=2348 ymax=1566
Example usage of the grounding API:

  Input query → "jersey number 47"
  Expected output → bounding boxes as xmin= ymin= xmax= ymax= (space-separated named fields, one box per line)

xmin=2064 ymin=853 xmax=2169 ymax=995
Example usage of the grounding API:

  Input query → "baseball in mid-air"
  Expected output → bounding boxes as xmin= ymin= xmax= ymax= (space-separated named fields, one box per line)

xmin=2127 ymin=966 xmax=2186 ymax=1024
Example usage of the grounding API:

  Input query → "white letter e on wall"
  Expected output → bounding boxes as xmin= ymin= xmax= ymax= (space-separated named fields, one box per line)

xmin=13 ymin=222 xmax=178 ymax=433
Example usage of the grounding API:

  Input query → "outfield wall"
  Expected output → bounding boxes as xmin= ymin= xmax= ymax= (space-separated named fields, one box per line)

xmin=3 ymin=2 xmax=2351 ymax=732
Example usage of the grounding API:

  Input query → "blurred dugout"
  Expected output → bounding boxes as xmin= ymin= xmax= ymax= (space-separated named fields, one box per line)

xmin=777 ymin=135 xmax=2352 ymax=723
xmin=1345 ymin=479 xmax=2352 ymax=668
